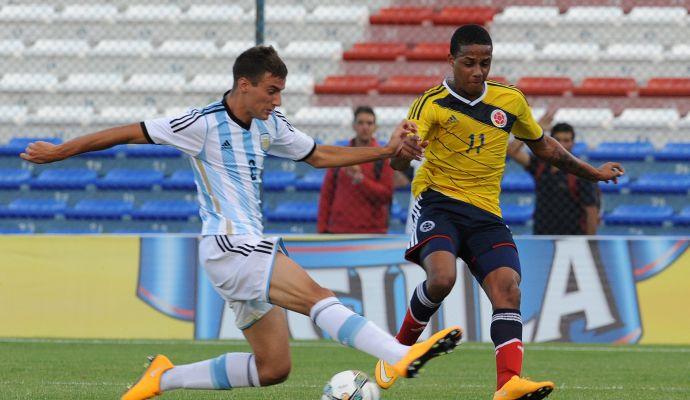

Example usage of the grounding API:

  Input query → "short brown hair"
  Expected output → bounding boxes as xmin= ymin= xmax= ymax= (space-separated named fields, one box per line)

xmin=233 ymin=45 xmax=288 ymax=85
xmin=353 ymin=105 xmax=376 ymax=123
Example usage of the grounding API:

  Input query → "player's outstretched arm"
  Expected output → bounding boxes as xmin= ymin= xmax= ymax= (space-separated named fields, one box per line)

xmin=526 ymin=135 xmax=625 ymax=183
xmin=305 ymin=120 xmax=423 ymax=168
xmin=20 ymin=123 xmax=149 ymax=164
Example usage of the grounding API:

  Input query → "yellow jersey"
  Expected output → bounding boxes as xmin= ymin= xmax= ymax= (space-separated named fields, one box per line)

xmin=408 ymin=79 xmax=543 ymax=218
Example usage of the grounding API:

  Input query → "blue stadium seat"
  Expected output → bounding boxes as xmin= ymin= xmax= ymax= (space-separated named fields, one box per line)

xmin=96 ymin=168 xmax=164 ymax=190
xmin=391 ymin=201 xmax=408 ymax=224
xmin=0 ymin=168 xmax=31 ymax=189
xmin=588 ymin=142 xmax=654 ymax=161
xmin=43 ymin=226 xmax=102 ymax=234
xmin=598 ymin=174 xmax=630 ymax=193
xmin=295 ymin=170 xmax=325 ymax=191
xmin=123 ymin=144 xmax=182 ymax=158
xmin=65 ymin=199 xmax=134 ymax=220
xmin=31 ymin=168 xmax=97 ymax=190
xmin=571 ymin=142 xmax=588 ymax=157
xmin=604 ymin=205 xmax=674 ymax=226
xmin=265 ymin=201 xmax=318 ymax=222
xmin=132 ymin=200 xmax=199 ymax=220
xmin=334 ymin=139 xmax=351 ymax=146
xmin=502 ymin=204 xmax=534 ymax=225
xmin=0 ymin=198 xmax=67 ymax=218
xmin=161 ymin=169 xmax=196 ymax=191
xmin=501 ymin=171 xmax=535 ymax=192
xmin=263 ymin=171 xmax=297 ymax=191
xmin=630 ymin=173 xmax=690 ymax=194
xmin=0 ymin=137 xmax=62 ymax=156
xmin=673 ymin=206 xmax=690 ymax=226
xmin=654 ymin=142 xmax=690 ymax=161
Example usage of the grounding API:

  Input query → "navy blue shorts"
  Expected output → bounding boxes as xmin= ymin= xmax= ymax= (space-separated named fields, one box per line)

xmin=405 ymin=189 xmax=521 ymax=283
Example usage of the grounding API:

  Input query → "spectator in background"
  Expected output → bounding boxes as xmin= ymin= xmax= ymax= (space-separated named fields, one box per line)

xmin=318 ymin=106 xmax=394 ymax=233
xmin=507 ymin=122 xmax=601 ymax=235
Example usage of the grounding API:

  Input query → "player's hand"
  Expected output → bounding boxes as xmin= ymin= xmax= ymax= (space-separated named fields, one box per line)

xmin=387 ymin=120 xmax=426 ymax=161
xmin=19 ymin=141 xmax=65 ymax=164
xmin=597 ymin=162 xmax=625 ymax=184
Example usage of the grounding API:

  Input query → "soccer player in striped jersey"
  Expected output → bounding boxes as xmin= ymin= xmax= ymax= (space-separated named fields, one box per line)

xmin=21 ymin=46 xmax=462 ymax=400
xmin=373 ymin=25 xmax=625 ymax=400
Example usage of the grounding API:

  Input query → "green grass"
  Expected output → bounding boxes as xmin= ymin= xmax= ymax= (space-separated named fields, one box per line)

xmin=0 ymin=339 xmax=689 ymax=399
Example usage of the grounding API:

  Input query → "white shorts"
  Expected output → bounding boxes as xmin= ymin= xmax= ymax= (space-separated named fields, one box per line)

xmin=199 ymin=234 xmax=287 ymax=330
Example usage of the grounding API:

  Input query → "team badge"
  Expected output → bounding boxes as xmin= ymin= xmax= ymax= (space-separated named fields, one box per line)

xmin=491 ymin=109 xmax=507 ymax=128
xmin=419 ymin=220 xmax=435 ymax=233
xmin=260 ymin=132 xmax=271 ymax=151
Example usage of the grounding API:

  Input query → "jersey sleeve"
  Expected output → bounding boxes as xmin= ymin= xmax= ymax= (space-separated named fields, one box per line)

xmin=406 ymin=93 xmax=438 ymax=141
xmin=142 ymin=109 xmax=208 ymax=156
xmin=268 ymin=110 xmax=316 ymax=161
xmin=511 ymin=95 xmax=544 ymax=142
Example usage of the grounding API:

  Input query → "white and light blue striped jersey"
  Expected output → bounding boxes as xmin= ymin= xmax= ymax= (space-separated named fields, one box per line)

xmin=142 ymin=92 xmax=316 ymax=236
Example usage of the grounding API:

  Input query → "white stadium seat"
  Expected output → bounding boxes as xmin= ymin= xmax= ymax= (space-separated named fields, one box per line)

xmin=95 ymin=106 xmax=158 ymax=124
xmin=492 ymin=42 xmax=536 ymax=61
xmin=626 ymin=7 xmax=687 ymax=24
xmin=59 ymin=74 xmax=124 ymax=92
xmin=285 ymin=74 xmax=314 ymax=94
xmin=561 ymin=6 xmax=623 ymax=24
xmin=552 ymin=108 xmax=614 ymax=128
xmin=613 ymin=108 xmax=680 ymax=129
xmin=307 ymin=6 xmax=369 ymax=23
xmin=156 ymin=40 xmax=218 ymax=58
xmin=282 ymin=41 xmax=343 ymax=59
xmin=678 ymin=113 xmax=690 ymax=129
xmin=0 ymin=4 xmax=56 ymax=22
xmin=265 ymin=5 xmax=307 ymax=23
xmin=538 ymin=43 xmax=599 ymax=61
xmin=0 ymin=105 xmax=28 ymax=125
xmin=182 ymin=5 xmax=249 ymax=23
xmin=292 ymin=107 xmax=352 ymax=126
xmin=0 ymin=73 xmax=58 ymax=92
xmin=58 ymin=4 xmax=118 ymax=22
xmin=0 ymin=40 xmax=24 ymax=57
xmin=602 ymin=43 xmax=663 ymax=61
xmin=218 ymin=41 xmax=257 ymax=57
xmin=119 ymin=5 xmax=181 ymax=22
xmin=492 ymin=7 xmax=560 ymax=25
xmin=30 ymin=106 xmax=94 ymax=125
xmin=373 ymin=107 xmax=409 ymax=126
xmin=187 ymin=74 xmax=234 ymax=93
xmin=668 ymin=44 xmax=690 ymax=61
xmin=91 ymin=40 xmax=153 ymax=57
xmin=122 ymin=74 xmax=186 ymax=93
xmin=25 ymin=39 xmax=90 ymax=57
xmin=163 ymin=107 xmax=192 ymax=118
xmin=530 ymin=108 xmax=547 ymax=123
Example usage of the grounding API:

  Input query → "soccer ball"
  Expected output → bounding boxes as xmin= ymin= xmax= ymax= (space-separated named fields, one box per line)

xmin=321 ymin=370 xmax=381 ymax=400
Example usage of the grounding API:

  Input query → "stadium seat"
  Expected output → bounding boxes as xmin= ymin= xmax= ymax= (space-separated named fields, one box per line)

xmin=605 ymin=205 xmax=673 ymax=225
xmin=182 ymin=5 xmax=247 ymax=22
xmin=119 ymin=5 xmax=182 ymax=22
xmin=91 ymin=40 xmax=153 ymax=57
xmin=516 ymin=77 xmax=573 ymax=96
xmin=58 ymin=4 xmax=118 ymax=22
xmin=65 ymin=199 xmax=133 ymax=220
xmin=284 ymin=74 xmax=314 ymax=94
xmin=588 ymin=142 xmax=655 ymax=161
xmin=630 ymin=173 xmax=690 ymax=193
xmin=295 ymin=170 xmax=325 ymax=191
xmin=654 ymin=143 xmax=690 ymax=161
xmin=219 ymin=41 xmax=261 ymax=58
xmin=155 ymin=40 xmax=218 ymax=58
xmin=282 ymin=41 xmax=342 ymax=59
xmin=263 ymin=171 xmax=297 ymax=191
xmin=571 ymin=142 xmax=588 ymax=157
xmin=314 ymin=75 xmax=379 ymax=95
xmin=639 ymin=78 xmax=690 ymax=97
xmin=265 ymin=201 xmax=318 ymax=222
xmin=562 ymin=6 xmax=623 ymax=24
xmin=0 ymin=4 xmax=55 ymax=22
xmin=97 ymin=168 xmax=163 ymax=190
xmin=29 ymin=106 xmax=94 ymax=125
xmin=132 ymin=200 xmax=199 ymax=220
xmin=406 ymin=43 xmax=448 ymax=61
xmin=0 ymin=73 xmax=58 ymax=92
xmin=626 ymin=6 xmax=687 ymax=24
xmin=265 ymin=5 xmax=307 ymax=23
xmin=492 ymin=6 xmax=559 ymax=24
xmin=374 ymin=107 xmax=409 ymax=126
xmin=94 ymin=106 xmax=159 ymax=125
xmin=0 ymin=40 xmax=25 ymax=57
xmin=122 ymin=74 xmax=185 ymax=93
xmin=572 ymin=77 xmax=637 ymax=97
xmin=369 ymin=7 xmax=434 ymax=25
xmin=612 ymin=108 xmax=680 ymax=129
xmin=123 ymin=144 xmax=181 ymax=158
xmin=292 ymin=107 xmax=352 ymax=126
xmin=673 ymin=206 xmax=690 ymax=226
xmin=502 ymin=204 xmax=534 ymax=225
xmin=552 ymin=108 xmax=614 ymax=128
xmin=25 ymin=39 xmax=89 ymax=57
xmin=668 ymin=44 xmax=690 ymax=61
xmin=598 ymin=174 xmax=630 ymax=193
xmin=603 ymin=44 xmax=663 ymax=61
xmin=379 ymin=75 xmax=442 ymax=95
xmin=501 ymin=172 xmax=535 ymax=192
xmin=60 ymin=74 xmax=123 ymax=93
xmin=308 ymin=5 xmax=368 ymax=23
xmin=0 ymin=169 xmax=31 ymax=189
xmin=31 ymin=169 xmax=97 ymax=190
xmin=162 ymin=170 xmax=196 ymax=191
xmin=538 ymin=43 xmax=599 ymax=61
xmin=188 ymin=74 xmax=234 ymax=93
xmin=0 ymin=198 xmax=67 ymax=219
xmin=0 ymin=137 xmax=62 ymax=156
xmin=0 ymin=105 xmax=28 ymax=125
xmin=343 ymin=43 xmax=407 ymax=61
xmin=493 ymin=42 xmax=536 ymax=61
xmin=432 ymin=7 xmax=496 ymax=25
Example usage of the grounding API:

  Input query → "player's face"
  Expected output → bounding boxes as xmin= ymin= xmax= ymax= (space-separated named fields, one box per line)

xmin=552 ymin=131 xmax=575 ymax=152
xmin=448 ymin=44 xmax=492 ymax=99
xmin=353 ymin=112 xmax=376 ymax=144
xmin=245 ymin=73 xmax=285 ymax=120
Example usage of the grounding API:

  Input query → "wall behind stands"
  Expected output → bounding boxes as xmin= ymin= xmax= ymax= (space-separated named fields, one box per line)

xmin=1 ymin=235 xmax=688 ymax=344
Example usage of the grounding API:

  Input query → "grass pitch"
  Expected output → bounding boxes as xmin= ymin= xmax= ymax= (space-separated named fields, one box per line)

xmin=0 ymin=338 xmax=688 ymax=399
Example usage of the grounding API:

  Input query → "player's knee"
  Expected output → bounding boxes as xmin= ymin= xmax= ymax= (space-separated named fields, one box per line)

xmin=304 ymin=286 xmax=336 ymax=310
xmin=258 ymin=360 xmax=292 ymax=386
xmin=426 ymin=273 xmax=456 ymax=300
xmin=489 ymin=280 xmax=521 ymax=307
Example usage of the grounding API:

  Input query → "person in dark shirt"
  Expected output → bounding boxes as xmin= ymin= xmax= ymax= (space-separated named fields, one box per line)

xmin=507 ymin=122 xmax=600 ymax=235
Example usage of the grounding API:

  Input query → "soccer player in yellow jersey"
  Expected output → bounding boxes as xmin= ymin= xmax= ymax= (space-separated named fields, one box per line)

xmin=374 ymin=25 xmax=625 ymax=400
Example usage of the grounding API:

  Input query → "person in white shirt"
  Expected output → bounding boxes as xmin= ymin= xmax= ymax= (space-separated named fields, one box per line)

xmin=21 ymin=45 xmax=461 ymax=400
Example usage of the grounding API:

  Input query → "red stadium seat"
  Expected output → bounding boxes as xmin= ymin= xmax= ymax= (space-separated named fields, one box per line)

xmin=406 ymin=42 xmax=448 ymax=61
xmin=314 ymin=75 xmax=379 ymax=95
xmin=573 ymin=77 xmax=637 ymax=96
xmin=516 ymin=77 xmax=573 ymax=96
xmin=369 ymin=7 xmax=434 ymax=25
xmin=639 ymin=78 xmax=690 ymax=97
xmin=432 ymin=7 xmax=497 ymax=25
xmin=343 ymin=43 xmax=407 ymax=61
xmin=379 ymin=75 xmax=443 ymax=95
